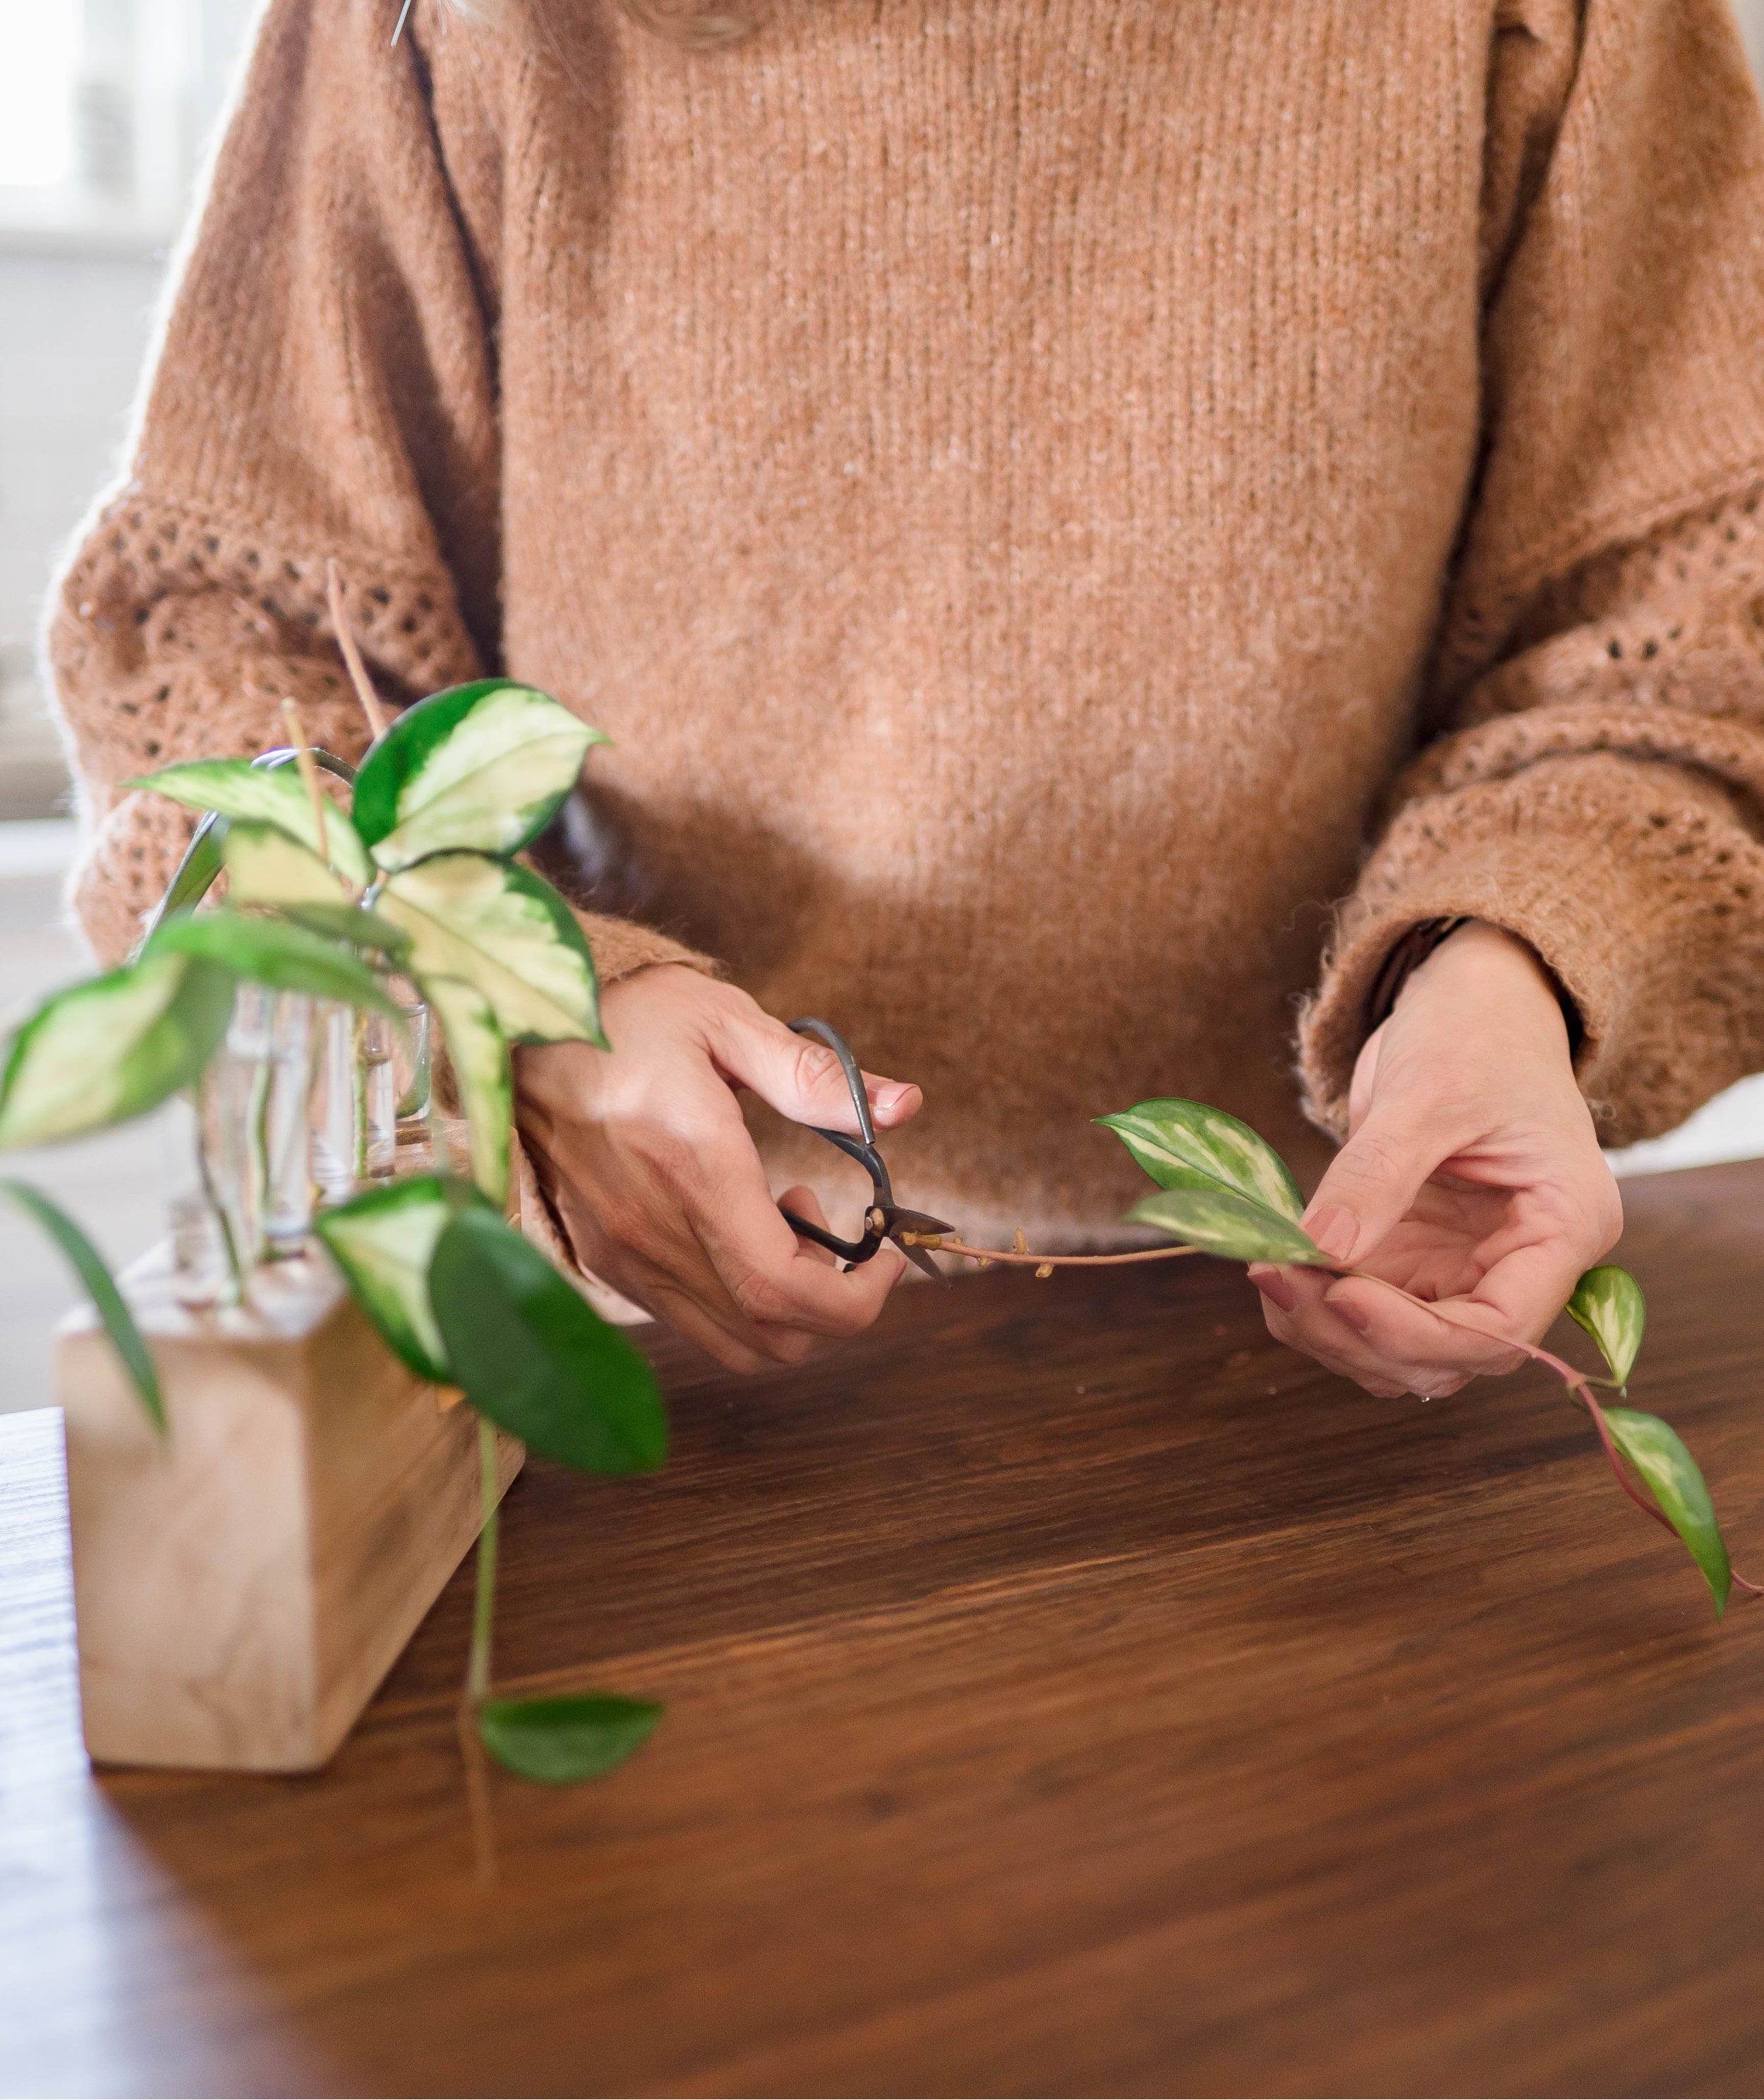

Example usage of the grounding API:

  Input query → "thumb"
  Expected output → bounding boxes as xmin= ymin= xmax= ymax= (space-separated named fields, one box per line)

xmin=1303 ymin=1101 xmax=1445 ymax=1269
xmin=708 ymin=1008 xmax=922 ymax=1136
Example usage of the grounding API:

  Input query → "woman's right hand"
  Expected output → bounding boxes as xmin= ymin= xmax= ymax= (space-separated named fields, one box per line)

xmin=514 ymin=965 xmax=922 ymax=1373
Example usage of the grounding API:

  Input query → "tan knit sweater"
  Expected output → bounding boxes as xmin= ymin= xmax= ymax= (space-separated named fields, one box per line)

xmin=46 ymin=0 xmax=1764 ymax=1248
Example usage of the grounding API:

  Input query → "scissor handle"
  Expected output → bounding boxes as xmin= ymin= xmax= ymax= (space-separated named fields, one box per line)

xmin=779 ymin=1019 xmax=893 ymax=1262
xmin=788 ymin=1016 xmax=876 ymax=1148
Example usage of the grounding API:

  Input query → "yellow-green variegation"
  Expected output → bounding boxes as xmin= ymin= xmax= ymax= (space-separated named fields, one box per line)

xmin=0 ymin=952 xmax=235 ymax=1148
xmin=128 ymin=758 xmax=370 ymax=892
xmin=219 ymin=818 xmax=352 ymax=909
xmin=377 ymin=854 xmax=603 ymax=1045
xmin=1098 ymin=1098 xmax=1305 ymax=1224
xmin=1602 ymin=1404 xmax=1731 ymax=1616
xmin=313 ymin=1175 xmax=469 ymax=1385
xmin=1568 ymin=1265 xmax=1646 ymax=1390
xmin=421 ymin=974 xmax=513 ymax=1206
xmin=1125 ymin=1186 xmax=1324 ymax=1266
xmin=352 ymin=680 xmax=605 ymax=872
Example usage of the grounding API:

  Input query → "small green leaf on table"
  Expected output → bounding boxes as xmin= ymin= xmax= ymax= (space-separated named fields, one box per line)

xmin=0 ymin=1177 xmax=164 ymax=1433
xmin=1098 ymin=1098 xmax=1306 ymax=1223
xmin=1568 ymin=1265 xmax=1646 ymax=1388
xmin=1126 ymin=1186 xmax=1327 ymax=1266
xmin=430 ymin=1206 xmax=667 ymax=1474
xmin=477 ymin=1694 xmax=663 ymax=1785
xmin=353 ymin=679 xmax=605 ymax=871
xmin=0 ymin=953 xmax=235 ymax=1148
xmin=1602 ymin=1405 xmax=1732 ymax=1617
xmin=314 ymin=1175 xmax=483 ymax=1384
xmin=379 ymin=854 xmax=604 ymax=1045
xmin=128 ymin=758 xmax=370 ymax=891
xmin=421 ymin=975 xmax=512 ymax=1206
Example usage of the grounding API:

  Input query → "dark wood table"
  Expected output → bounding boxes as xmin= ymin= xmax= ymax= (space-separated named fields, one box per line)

xmin=6 ymin=1160 xmax=1764 ymax=2098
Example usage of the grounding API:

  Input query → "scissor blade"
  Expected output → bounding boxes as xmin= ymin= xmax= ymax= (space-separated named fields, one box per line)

xmin=889 ymin=1208 xmax=953 ymax=1238
xmin=895 ymin=1236 xmax=952 ymax=1286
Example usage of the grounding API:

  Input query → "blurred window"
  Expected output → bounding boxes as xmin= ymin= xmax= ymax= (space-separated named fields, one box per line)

xmin=0 ymin=0 xmax=261 ymax=246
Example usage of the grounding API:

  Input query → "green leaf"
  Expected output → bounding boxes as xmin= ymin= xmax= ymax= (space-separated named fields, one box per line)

xmin=1097 ymin=1098 xmax=1306 ymax=1223
xmin=218 ymin=818 xmax=351 ymax=909
xmin=275 ymin=902 xmax=413 ymax=959
xmin=1602 ymin=1405 xmax=1731 ymax=1617
xmin=147 ymin=811 xmax=229 ymax=935
xmin=1568 ymin=1265 xmax=1646 ymax=1388
xmin=477 ymin=1694 xmax=663 ymax=1785
xmin=378 ymin=854 xmax=604 ymax=1045
xmin=313 ymin=1175 xmax=486 ymax=1383
xmin=128 ymin=759 xmax=370 ymax=892
xmin=0 ymin=953 xmax=235 ymax=1148
xmin=145 ymin=909 xmax=403 ymax=1019
xmin=353 ymin=679 xmax=605 ymax=871
xmin=0 ymin=1177 xmax=164 ymax=1434
xmin=430 ymin=1206 xmax=667 ymax=1474
xmin=1126 ymin=1186 xmax=1327 ymax=1266
xmin=421 ymin=974 xmax=512 ymax=1206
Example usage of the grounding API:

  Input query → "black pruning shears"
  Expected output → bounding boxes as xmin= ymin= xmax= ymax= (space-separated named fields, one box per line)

xmin=776 ymin=1018 xmax=953 ymax=1284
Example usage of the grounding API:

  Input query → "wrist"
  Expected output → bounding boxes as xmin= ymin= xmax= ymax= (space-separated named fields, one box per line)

xmin=1397 ymin=920 xmax=1575 ymax=1052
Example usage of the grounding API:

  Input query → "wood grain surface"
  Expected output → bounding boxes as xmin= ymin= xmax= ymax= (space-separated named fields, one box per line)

xmin=58 ymin=1249 xmax=521 ymax=1771
xmin=5 ymin=1160 xmax=1764 ymax=2098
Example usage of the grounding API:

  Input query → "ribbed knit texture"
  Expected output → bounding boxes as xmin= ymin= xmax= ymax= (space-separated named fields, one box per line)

xmin=44 ymin=0 xmax=1764 ymax=1248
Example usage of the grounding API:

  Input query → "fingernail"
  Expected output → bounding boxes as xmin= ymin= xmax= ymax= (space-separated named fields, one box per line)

xmin=873 ymin=1082 xmax=913 ymax=1115
xmin=1326 ymin=1287 xmax=1371 ymax=1336
xmin=1304 ymin=1206 xmax=1358 ymax=1263
xmin=1248 ymin=1264 xmax=1295 ymax=1313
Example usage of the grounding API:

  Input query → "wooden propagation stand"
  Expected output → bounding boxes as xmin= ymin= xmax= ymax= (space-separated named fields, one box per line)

xmin=56 ymin=1247 xmax=521 ymax=1773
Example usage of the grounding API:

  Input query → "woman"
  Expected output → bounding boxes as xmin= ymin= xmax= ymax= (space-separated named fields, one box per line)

xmin=48 ymin=0 xmax=1764 ymax=1394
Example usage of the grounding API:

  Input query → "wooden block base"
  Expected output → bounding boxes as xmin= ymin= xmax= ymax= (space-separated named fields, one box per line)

xmin=56 ymin=1246 xmax=521 ymax=1773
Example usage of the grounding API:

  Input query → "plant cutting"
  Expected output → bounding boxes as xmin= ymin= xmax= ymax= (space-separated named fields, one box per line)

xmin=0 ymin=640 xmax=670 ymax=1788
xmin=920 ymin=1098 xmax=1756 ymax=1618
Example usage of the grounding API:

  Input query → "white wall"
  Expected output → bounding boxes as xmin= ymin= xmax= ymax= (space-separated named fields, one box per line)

xmin=0 ymin=245 xmax=163 ymax=815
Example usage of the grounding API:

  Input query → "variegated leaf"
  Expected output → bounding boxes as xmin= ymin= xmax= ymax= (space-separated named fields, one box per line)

xmin=0 ymin=953 xmax=235 ymax=1149
xmin=378 ymin=854 xmax=603 ymax=1045
xmin=1602 ymin=1405 xmax=1730 ymax=1617
xmin=127 ymin=759 xmax=370 ymax=892
xmin=1126 ymin=1186 xmax=1325 ymax=1266
xmin=430 ymin=1204 xmax=666 ymax=1473
xmin=313 ymin=1175 xmax=480 ymax=1384
xmin=145 ymin=909 xmax=402 ymax=1019
xmin=353 ymin=680 xmax=605 ymax=871
xmin=1097 ymin=1098 xmax=1305 ymax=1223
xmin=219 ymin=818 xmax=351 ymax=909
xmin=1567 ymin=1265 xmax=1646 ymax=1389
xmin=421 ymin=973 xmax=513 ymax=1206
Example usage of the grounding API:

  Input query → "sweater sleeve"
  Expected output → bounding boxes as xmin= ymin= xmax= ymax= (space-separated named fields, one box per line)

xmin=44 ymin=0 xmax=706 ymax=992
xmin=1298 ymin=0 xmax=1764 ymax=1148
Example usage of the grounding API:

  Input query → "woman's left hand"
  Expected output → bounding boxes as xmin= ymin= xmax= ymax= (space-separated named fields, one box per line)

xmin=1249 ymin=921 xmax=1624 ymax=1398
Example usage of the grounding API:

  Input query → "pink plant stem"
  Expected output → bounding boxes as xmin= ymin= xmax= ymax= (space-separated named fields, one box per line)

xmin=1343 ymin=1266 xmax=1763 ymax=1591
xmin=932 ymin=1238 xmax=1200 ymax=1269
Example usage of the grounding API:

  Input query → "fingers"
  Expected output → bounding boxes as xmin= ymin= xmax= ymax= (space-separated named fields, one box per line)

xmin=1300 ymin=1097 xmax=1449 ymax=1271
xmin=685 ymin=1148 xmax=907 ymax=1342
xmin=778 ymin=1184 xmax=838 ymax=1268
xmin=704 ymin=1002 xmax=922 ymax=1136
xmin=1251 ymin=1263 xmax=1496 ymax=1399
